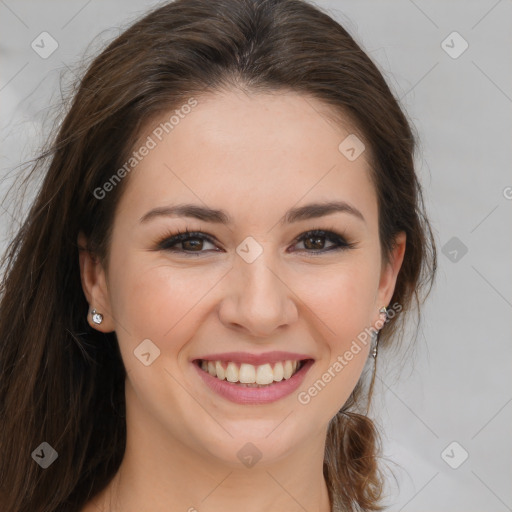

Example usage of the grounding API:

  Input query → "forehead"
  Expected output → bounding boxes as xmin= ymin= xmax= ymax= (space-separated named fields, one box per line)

xmin=117 ymin=89 xmax=376 ymax=226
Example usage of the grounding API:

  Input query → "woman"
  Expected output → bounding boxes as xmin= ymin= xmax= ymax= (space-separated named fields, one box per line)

xmin=0 ymin=0 xmax=437 ymax=510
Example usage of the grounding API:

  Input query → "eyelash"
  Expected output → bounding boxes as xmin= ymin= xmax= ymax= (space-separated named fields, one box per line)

xmin=154 ymin=227 xmax=357 ymax=257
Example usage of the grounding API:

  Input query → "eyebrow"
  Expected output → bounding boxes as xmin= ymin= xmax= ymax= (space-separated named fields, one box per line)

xmin=139 ymin=200 xmax=365 ymax=225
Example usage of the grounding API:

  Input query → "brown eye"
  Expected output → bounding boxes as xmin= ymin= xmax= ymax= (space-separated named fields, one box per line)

xmin=156 ymin=228 xmax=355 ymax=257
xmin=301 ymin=234 xmax=331 ymax=250
xmin=292 ymin=229 xmax=355 ymax=254
xmin=157 ymin=230 xmax=218 ymax=255
xmin=181 ymin=237 xmax=206 ymax=251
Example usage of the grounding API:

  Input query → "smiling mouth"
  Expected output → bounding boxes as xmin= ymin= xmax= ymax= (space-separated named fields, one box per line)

xmin=194 ymin=359 xmax=310 ymax=387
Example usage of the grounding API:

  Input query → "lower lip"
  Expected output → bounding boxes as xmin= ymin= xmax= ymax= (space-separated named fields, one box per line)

xmin=192 ymin=360 xmax=314 ymax=405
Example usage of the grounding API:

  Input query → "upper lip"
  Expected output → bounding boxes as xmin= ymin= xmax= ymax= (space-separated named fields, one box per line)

xmin=193 ymin=351 xmax=314 ymax=366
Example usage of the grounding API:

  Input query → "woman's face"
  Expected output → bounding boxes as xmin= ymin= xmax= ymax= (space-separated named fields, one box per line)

xmin=81 ymin=88 xmax=405 ymax=468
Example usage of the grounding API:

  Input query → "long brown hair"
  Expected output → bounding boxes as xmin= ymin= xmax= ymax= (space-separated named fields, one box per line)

xmin=0 ymin=1 xmax=437 ymax=510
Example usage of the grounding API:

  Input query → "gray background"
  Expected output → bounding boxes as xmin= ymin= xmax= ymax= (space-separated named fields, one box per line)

xmin=1 ymin=1 xmax=511 ymax=510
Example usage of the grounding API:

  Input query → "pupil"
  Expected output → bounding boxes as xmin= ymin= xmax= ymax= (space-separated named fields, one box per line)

xmin=184 ymin=239 xmax=201 ymax=250
xmin=305 ymin=236 xmax=324 ymax=250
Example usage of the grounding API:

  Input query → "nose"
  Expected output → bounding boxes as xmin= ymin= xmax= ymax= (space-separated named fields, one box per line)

xmin=217 ymin=253 xmax=298 ymax=338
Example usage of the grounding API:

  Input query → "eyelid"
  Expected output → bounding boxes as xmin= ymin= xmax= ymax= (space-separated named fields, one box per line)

xmin=291 ymin=227 xmax=355 ymax=252
xmin=153 ymin=226 xmax=356 ymax=255
xmin=153 ymin=229 xmax=219 ymax=253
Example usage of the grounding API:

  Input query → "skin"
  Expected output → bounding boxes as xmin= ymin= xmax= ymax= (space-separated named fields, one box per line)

xmin=78 ymin=88 xmax=405 ymax=512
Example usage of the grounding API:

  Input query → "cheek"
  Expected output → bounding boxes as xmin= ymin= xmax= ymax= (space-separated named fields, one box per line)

xmin=292 ymin=258 xmax=378 ymax=341
xmin=295 ymin=265 xmax=376 ymax=416
xmin=108 ymin=257 xmax=225 ymax=359
xmin=290 ymin=258 xmax=378 ymax=411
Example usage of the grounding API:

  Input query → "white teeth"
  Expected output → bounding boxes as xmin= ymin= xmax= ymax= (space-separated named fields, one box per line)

xmin=199 ymin=359 xmax=305 ymax=384
xmin=283 ymin=360 xmax=293 ymax=379
xmin=273 ymin=361 xmax=284 ymax=381
xmin=225 ymin=362 xmax=239 ymax=383
xmin=215 ymin=361 xmax=225 ymax=380
xmin=255 ymin=363 xmax=274 ymax=385
xmin=239 ymin=363 xmax=256 ymax=383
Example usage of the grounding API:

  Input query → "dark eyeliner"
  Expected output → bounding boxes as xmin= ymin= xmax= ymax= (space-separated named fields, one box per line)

xmin=154 ymin=228 xmax=219 ymax=255
xmin=154 ymin=227 xmax=356 ymax=255
xmin=290 ymin=228 xmax=357 ymax=255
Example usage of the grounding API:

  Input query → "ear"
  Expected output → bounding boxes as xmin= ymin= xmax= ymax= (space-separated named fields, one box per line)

xmin=78 ymin=231 xmax=115 ymax=332
xmin=376 ymin=231 xmax=406 ymax=311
